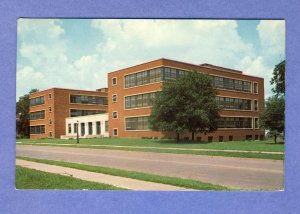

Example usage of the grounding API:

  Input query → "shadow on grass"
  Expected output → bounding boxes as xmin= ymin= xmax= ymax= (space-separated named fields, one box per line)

xmin=155 ymin=139 xmax=212 ymax=145
xmin=265 ymin=142 xmax=285 ymax=145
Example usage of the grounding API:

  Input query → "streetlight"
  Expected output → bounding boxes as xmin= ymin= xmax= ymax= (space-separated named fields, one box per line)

xmin=76 ymin=120 xmax=79 ymax=144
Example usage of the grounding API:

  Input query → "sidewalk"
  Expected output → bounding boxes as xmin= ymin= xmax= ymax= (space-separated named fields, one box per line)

xmin=16 ymin=159 xmax=191 ymax=191
xmin=16 ymin=142 xmax=284 ymax=155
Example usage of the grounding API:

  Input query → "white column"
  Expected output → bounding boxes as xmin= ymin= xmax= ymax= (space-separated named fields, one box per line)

xmin=78 ymin=123 xmax=81 ymax=137
xmin=85 ymin=122 xmax=89 ymax=137
xmin=93 ymin=121 xmax=97 ymax=136
xmin=102 ymin=120 xmax=107 ymax=137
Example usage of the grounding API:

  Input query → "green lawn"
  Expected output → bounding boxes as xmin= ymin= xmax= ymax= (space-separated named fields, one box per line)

xmin=17 ymin=157 xmax=231 ymax=191
xmin=18 ymin=137 xmax=284 ymax=152
xmin=16 ymin=166 xmax=126 ymax=190
xmin=18 ymin=138 xmax=284 ymax=160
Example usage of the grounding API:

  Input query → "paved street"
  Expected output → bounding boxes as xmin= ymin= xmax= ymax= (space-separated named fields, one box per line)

xmin=16 ymin=145 xmax=284 ymax=190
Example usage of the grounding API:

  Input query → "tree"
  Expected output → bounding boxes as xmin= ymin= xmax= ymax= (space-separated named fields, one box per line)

xmin=270 ymin=60 xmax=285 ymax=96
xmin=149 ymin=71 xmax=220 ymax=142
xmin=16 ymin=88 xmax=39 ymax=137
xmin=259 ymin=96 xmax=285 ymax=144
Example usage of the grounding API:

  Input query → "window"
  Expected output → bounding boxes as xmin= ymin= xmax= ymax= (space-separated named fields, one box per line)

xmin=112 ymin=94 xmax=117 ymax=103
xmin=68 ymin=124 xmax=71 ymax=134
xmin=70 ymin=95 xmax=108 ymax=105
xmin=260 ymin=135 xmax=264 ymax=140
xmin=30 ymin=96 xmax=45 ymax=106
xmin=74 ymin=123 xmax=78 ymax=134
xmin=112 ymin=77 xmax=117 ymax=86
xmin=254 ymin=118 xmax=259 ymax=129
xmin=246 ymin=135 xmax=252 ymax=140
xmin=253 ymin=82 xmax=258 ymax=94
xmin=208 ymin=136 xmax=213 ymax=142
xmin=30 ymin=125 xmax=45 ymax=134
xmin=243 ymin=81 xmax=251 ymax=92
xmin=229 ymin=136 xmax=233 ymax=141
xmin=137 ymin=94 xmax=143 ymax=108
xmin=88 ymin=122 xmax=93 ymax=135
xmin=49 ymin=132 xmax=52 ymax=137
xmin=112 ymin=111 xmax=118 ymax=119
xmin=125 ymin=97 xmax=131 ymax=109
xmin=219 ymin=136 xmax=224 ymax=142
xmin=70 ymin=109 xmax=106 ymax=117
xmin=96 ymin=121 xmax=101 ymax=134
xmin=105 ymin=121 xmax=108 ymax=132
xmin=49 ymin=93 xmax=52 ymax=99
xmin=254 ymin=100 xmax=258 ymax=111
xmin=125 ymin=116 xmax=150 ymax=130
xmin=113 ymin=128 xmax=118 ymax=136
xmin=255 ymin=135 xmax=259 ymax=140
xmin=29 ymin=110 xmax=45 ymax=120
xmin=49 ymin=119 xmax=52 ymax=125
xmin=49 ymin=107 xmax=52 ymax=113
xmin=80 ymin=123 xmax=85 ymax=136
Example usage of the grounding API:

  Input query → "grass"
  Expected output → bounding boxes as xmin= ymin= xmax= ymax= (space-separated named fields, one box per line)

xmin=17 ymin=138 xmax=284 ymax=160
xmin=17 ymin=156 xmax=231 ymax=190
xmin=18 ymin=137 xmax=284 ymax=152
xmin=16 ymin=166 xmax=126 ymax=190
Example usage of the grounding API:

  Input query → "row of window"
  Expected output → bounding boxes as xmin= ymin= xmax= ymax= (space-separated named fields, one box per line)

xmin=212 ymin=76 xmax=251 ymax=92
xmin=125 ymin=92 xmax=157 ymax=109
xmin=215 ymin=97 xmax=253 ymax=111
xmin=123 ymin=116 xmax=258 ymax=131
xmin=122 ymin=94 xmax=257 ymax=111
xmin=30 ymin=125 xmax=45 ymax=134
xmin=70 ymin=95 xmax=108 ymax=105
xmin=217 ymin=117 xmax=256 ymax=129
xmin=30 ymin=96 xmax=45 ymax=106
xmin=125 ymin=116 xmax=150 ymax=131
xmin=124 ymin=68 xmax=161 ymax=88
xmin=30 ymin=110 xmax=45 ymax=120
xmin=191 ymin=134 xmax=264 ymax=142
xmin=124 ymin=67 xmax=188 ymax=88
xmin=121 ymin=67 xmax=258 ymax=94
xmin=70 ymin=109 xmax=107 ymax=117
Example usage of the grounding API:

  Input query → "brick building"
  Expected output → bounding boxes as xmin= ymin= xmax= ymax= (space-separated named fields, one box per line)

xmin=29 ymin=88 xmax=108 ymax=139
xmin=108 ymin=58 xmax=265 ymax=142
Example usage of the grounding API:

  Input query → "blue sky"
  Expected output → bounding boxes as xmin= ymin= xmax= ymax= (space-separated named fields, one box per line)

xmin=17 ymin=19 xmax=285 ymax=99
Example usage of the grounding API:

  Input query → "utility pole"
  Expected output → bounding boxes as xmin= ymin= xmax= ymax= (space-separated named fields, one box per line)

xmin=76 ymin=121 xmax=79 ymax=144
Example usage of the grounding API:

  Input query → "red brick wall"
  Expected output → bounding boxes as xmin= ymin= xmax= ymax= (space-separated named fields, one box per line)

xmin=108 ymin=58 xmax=265 ymax=141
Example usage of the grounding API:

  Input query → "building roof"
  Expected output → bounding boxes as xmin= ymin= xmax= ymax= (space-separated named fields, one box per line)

xmin=29 ymin=87 xmax=106 ymax=95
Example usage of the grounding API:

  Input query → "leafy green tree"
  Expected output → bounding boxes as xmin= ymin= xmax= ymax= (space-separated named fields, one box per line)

xmin=16 ymin=89 xmax=39 ymax=137
xmin=260 ymin=96 xmax=285 ymax=144
xmin=271 ymin=60 xmax=285 ymax=96
xmin=150 ymin=71 xmax=220 ymax=142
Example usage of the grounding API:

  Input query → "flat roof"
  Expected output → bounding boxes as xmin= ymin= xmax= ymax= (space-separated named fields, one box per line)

xmin=29 ymin=87 xmax=107 ymax=95
xmin=108 ymin=58 xmax=263 ymax=79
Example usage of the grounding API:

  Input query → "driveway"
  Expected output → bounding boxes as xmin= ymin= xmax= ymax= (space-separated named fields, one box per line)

xmin=16 ymin=145 xmax=284 ymax=190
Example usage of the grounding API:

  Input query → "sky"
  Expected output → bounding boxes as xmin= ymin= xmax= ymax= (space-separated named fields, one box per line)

xmin=16 ymin=19 xmax=285 ymax=100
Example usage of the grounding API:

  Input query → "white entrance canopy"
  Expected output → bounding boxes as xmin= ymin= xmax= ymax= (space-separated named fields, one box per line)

xmin=62 ymin=113 xmax=109 ymax=139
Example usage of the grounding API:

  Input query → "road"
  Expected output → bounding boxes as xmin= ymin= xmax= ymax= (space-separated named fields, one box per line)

xmin=16 ymin=145 xmax=284 ymax=190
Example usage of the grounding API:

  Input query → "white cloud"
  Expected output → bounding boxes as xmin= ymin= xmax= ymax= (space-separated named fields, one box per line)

xmin=17 ymin=19 xmax=101 ymax=98
xmin=92 ymin=19 xmax=255 ymax=71
xmin=257 ymin=20 xmax=285 ymax=62
xmin=236 ymin=56 xmax=273 ymax=98
xmin=17 ymin=19 xmax=285 ymax=100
